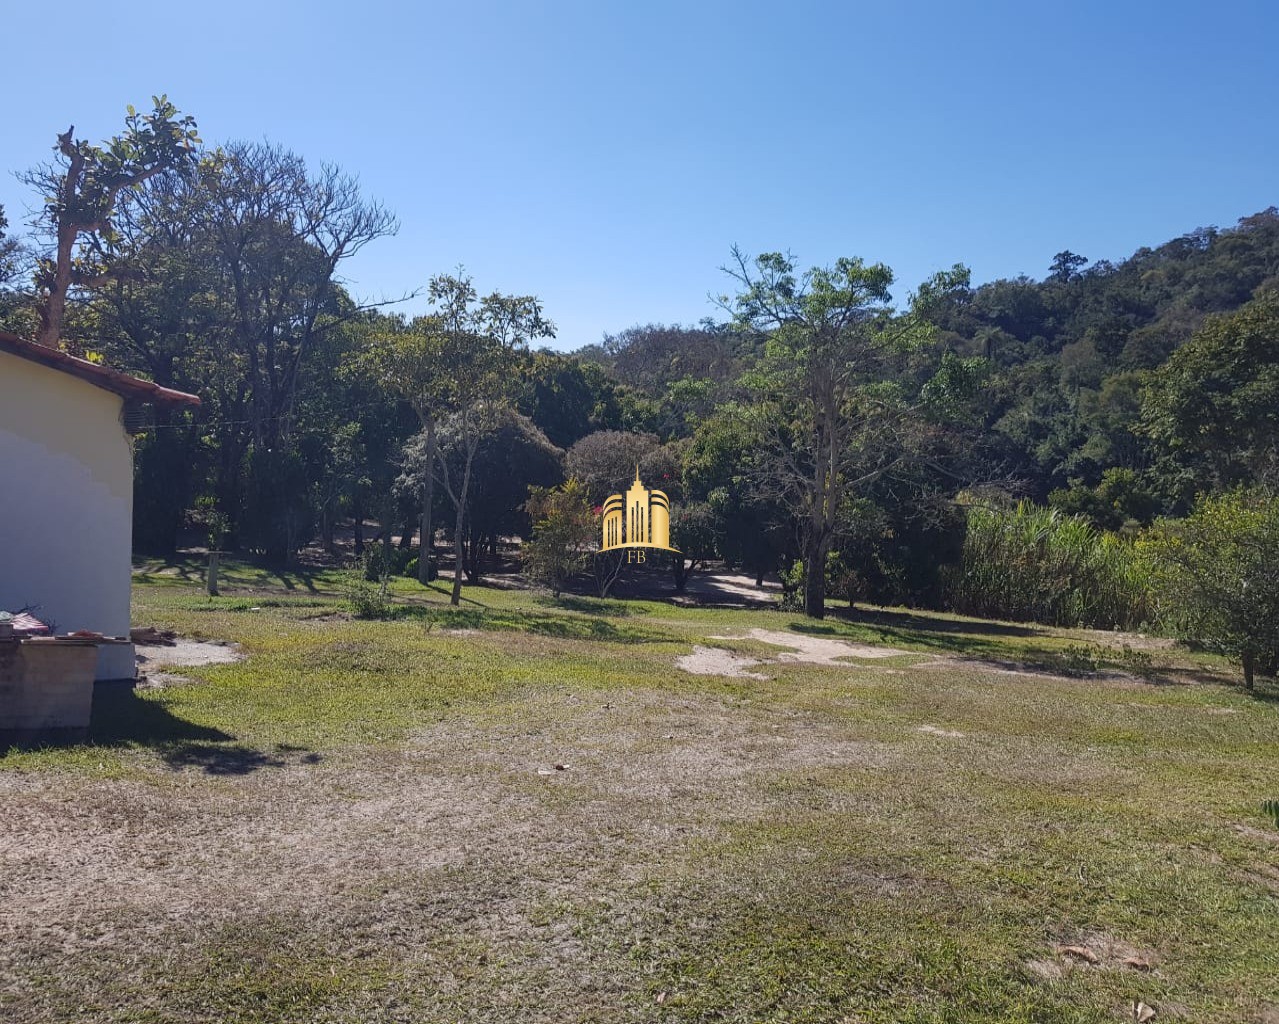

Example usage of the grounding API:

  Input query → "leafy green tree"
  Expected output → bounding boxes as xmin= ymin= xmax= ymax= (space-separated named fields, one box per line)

xmin=1141 ymin=297 xmax=1279 ymax=500
xmin=515 ymin=350 xmax=619 ymax=447
xmin=366 ymin=318 xmax=451 ymax=581
xmin=669 ymin=501 xmax=717 ymax=592
xmin=522 ymin=479 xmax=597 ymax=598
xmin=1049 ymin=467 xmax=1159 ymax=530
xmin=0 ymin=204 xmax=23 ymax=291
xmin=423 ymin=274 xmax=555 ymax=605
xmin=21 ymin=97 xmax=200 ymax=350
xmin=429 ymin=409 xmax=562 ymax=582
xmin=1146 ymin=489 xmax=1279 ymax=688
xmin=80 ymin=140 xmax=398 ymax=561
xmin=723 ymin=247 xmax=973 ymax=617
xmin=1049 ymin=251 xmax=1089 ymax=282
xmin=682 ymin=407 xmax=787 ymax=585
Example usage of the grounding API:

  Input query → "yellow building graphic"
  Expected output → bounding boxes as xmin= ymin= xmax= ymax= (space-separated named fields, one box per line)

xmin=601 ymin=468 xmax=679 ymax=552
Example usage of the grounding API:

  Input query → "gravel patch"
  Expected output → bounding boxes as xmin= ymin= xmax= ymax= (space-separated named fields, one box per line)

xmin=676 ymin=645 xmax=769 ymax=679
xmin=708 ymin=628 xmax=907 ymax=663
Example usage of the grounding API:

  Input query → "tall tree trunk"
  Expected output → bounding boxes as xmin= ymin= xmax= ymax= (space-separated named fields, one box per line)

xmin=418 ymin=417 xmax=436 ymax=585
xmin=382 ymin=496 xmax=394 ymax=561
xmin=321 ymin=506 xmax=335 ymax=555
xmin=1243 ymin=650 xmax=1256 ymax=690
xmin=450 ymin=448 xmax=475 ymax=607
xmin=803 ymin=535 xmax=828 ymax=618
xmin=36 ymin=145 xmax=86 ymax=350
xmin=206 ymin=552 xmax=221 ymax=597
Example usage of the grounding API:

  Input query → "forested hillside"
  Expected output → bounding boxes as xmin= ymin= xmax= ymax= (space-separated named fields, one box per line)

xmin=3 ymin=103 xmax=1278 ymax=679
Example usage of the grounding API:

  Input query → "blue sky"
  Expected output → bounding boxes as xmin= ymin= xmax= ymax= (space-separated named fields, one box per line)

xmin=2 ymin=0 xmax=1275 ymax=350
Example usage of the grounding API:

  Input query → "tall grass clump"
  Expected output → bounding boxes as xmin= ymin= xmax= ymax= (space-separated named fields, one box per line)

xmin=943 ymin=501 xmax=1152 ymax=628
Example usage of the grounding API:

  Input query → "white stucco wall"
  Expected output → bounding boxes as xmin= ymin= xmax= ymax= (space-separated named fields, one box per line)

xmin=0 ymin=353 xmax=136 ymax=680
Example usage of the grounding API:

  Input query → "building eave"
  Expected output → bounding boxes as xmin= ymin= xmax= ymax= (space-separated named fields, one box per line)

xmin=0 ymin=331 xmax=201 ymax=409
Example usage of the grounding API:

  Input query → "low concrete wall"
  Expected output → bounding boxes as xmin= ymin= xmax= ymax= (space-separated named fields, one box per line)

xmin=0 ymin=640 xmax=99 ymax=740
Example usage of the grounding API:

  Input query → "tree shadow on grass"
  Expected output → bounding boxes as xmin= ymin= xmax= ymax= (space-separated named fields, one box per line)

xmin=395 ymin=581 xmax=488 ymax=608
xmin=532 ymin=594 xmax=645 ymax=617
xmin=389 ymin=603 xmax=662 ymax=643
xmin=825 ymin=606 xmax=1044 ymax=639
xmin=160 ymin=742 xmax=323 ymax=775
xmin=788 ymin=617 xmax=1030 ymax=661
xmin=75 ymin=686 xmax=320 ymax=775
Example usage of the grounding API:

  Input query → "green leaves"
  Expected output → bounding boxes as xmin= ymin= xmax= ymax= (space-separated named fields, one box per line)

xmin=1144 ymin=488 xmax=1279 ymax=684
xmin=1140 ymin=297 xmax=1279 ymax=495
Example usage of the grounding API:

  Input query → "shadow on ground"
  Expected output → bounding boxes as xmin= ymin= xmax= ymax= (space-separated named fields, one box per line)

xmin=386 ymin=601 xmax=664 ymax=643
xmin=830 ymin=606 xmax=1043 ymax=639
xmin=1 ymin=687 xmax=321 ymax=776
xmin=161 ymin=741 xmax=322 ymax=775
xmin=133 ymin=556 xmax=328 ymax=594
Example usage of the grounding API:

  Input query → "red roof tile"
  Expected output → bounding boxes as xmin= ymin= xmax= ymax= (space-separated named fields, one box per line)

xmin=0 ymin=331 xmax=200 ymax=409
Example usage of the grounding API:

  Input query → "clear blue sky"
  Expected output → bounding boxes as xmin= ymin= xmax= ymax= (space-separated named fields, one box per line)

xmin=2 ymin=0 xmax=1276 ymax=350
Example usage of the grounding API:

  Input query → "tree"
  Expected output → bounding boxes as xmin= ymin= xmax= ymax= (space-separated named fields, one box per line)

xmin=515 ymin=350 xmax=619 ymax=448
xmin=669 ymin=501 xmax=717 ymax=593
xmin=1146 ymin=489 xmax=1279 ymax=688
xmin=0 ymin=204 xmax=23 ymax=290
xmin=565 ymin=430 xmax=661 ymax=505
xmin=419 ymin=408 xmax=562 ymax=582
xmin=366 ymin=318 xmax=451 ymax=582
xmin=723 ymin=247 xmax=972 ymax=617
xmin=200 ymin=143 xmax=396 ymax=562
xmin=1049 ymin=251 xmax=1089 ymax=283
xmin=423 ymin=274 xmax=555 ymax=606
xmin=522 ymin=479 xmax=597 ymax=598
xmin=1141 ymin=297 xmax=1279 ymax=500
xmin=682 ymin=407 xmax=788 ymax=585
xmin=21 ymin=97 xmax=200 ymax=349
xmin=75 ymin=141 xmax=399 ymax=560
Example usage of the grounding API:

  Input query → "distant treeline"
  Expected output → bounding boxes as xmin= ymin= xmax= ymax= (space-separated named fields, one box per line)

xmin=2 ymin=103 xmax=1277 ymax=670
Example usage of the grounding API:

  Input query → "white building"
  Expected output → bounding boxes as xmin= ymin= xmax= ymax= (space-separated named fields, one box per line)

xmin=0 ymin=331 xmax=200 ymax=680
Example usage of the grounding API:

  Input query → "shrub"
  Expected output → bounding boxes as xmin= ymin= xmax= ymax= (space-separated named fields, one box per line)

xmin=1144 ymin=488 xmax=1279 ymax=688
xmin=943 ymin=501 xmax=1152 ymax=629
xmin=346 ymin=555 xmax=393 ymax=619
xmin=522 ymin=479 xmax=597 ymax=598
xmin=779 ymin=560 xmax=806 ymax=612
xmin=363 ymin=544 xmax=416 ymax=581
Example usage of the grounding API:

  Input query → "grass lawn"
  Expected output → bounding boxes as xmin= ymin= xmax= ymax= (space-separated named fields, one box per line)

xmin=2 ymin=558 xmax=1277 ymax=1023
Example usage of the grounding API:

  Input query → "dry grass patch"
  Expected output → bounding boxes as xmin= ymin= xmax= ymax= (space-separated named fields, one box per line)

xmin=2 ymin=571 xmax=1277 ymax=1022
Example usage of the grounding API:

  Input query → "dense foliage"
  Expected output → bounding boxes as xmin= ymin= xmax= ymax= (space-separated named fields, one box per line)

xmin=3 ymin=102 xmax=1277 ymax=680
xmin=1144 ymin=489 xmax=1279 ymax=688
xmin=943 ymin=501 xmax=1151 ymax=630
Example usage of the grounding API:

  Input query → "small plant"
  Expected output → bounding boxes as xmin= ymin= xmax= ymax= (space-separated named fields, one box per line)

xmin=362 ymin=544 xmax=416 ymax=582
xmin=346 ymin=555 xmax=393 ymax=619
xmin=192 ymin=496 xmax=231 ymax=597
xmin=1264 ymin=800 xmax=1279 ymax=830
xmin=778 ymin=560 xmax=806 ymax=612
xmin=1050 ymin=644 xmax=1103 ymax=676
xmin=1116 ymin=644 xmax=1156 ymax=678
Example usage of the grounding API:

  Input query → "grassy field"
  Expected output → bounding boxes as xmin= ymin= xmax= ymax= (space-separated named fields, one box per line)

xmin=2 ymin=558 xmax=1278 ymax=1023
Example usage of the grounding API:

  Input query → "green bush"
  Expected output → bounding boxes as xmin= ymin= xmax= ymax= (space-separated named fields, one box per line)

xmin=363 ymin=545 xmax=417 ymax=581
xmin=943 ymin=501 xmax=1152 ymax=629
xmin=1144 ymin=488 xmax=1279 ymax=688
xmin=346 ymin=555 xmax=394 ymax=619
xmin=779 ymin=560 xmax=806 ymax=612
